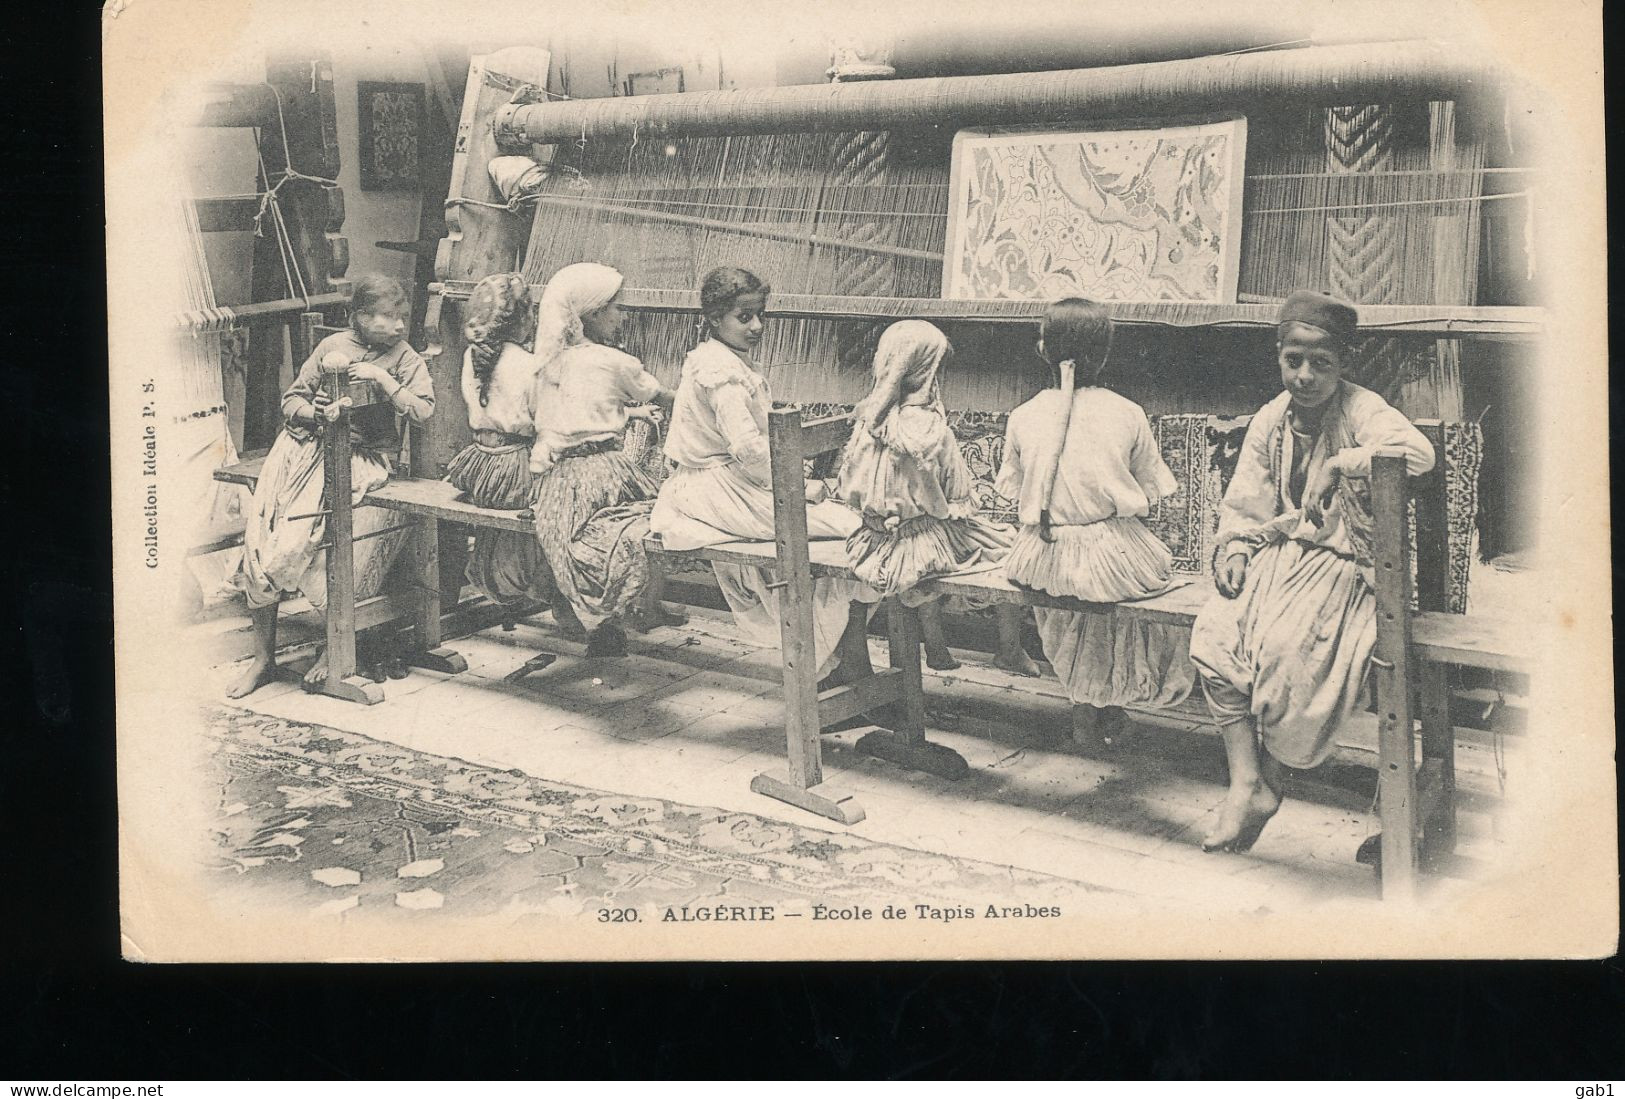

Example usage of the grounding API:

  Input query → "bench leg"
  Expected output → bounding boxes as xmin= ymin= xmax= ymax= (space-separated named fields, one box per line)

xmin=1417 ymin=661 xmax=1457 ymax=870
xmin=402 ymin=515 xmax=467 ymax=675
xmin=856 ymin=602 xmax=969 ymax=781
xmin=752 ymin=567 xmax=865 ymax=825
xmin=1374 ymin=662 xmax=1420 ymax=901
xmin=309 ymin=414 xmax=384 ymax=706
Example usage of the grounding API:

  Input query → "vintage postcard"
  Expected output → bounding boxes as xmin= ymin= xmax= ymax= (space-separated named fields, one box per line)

xmin=107 ymin=0 xmax=1615 ymax=961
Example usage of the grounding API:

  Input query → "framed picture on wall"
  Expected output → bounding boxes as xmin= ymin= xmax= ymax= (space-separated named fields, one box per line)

xmin=944 ymin=116 xmax=1249 ymax=304
xmin=357 ymin=81 xmax=425 ymax=191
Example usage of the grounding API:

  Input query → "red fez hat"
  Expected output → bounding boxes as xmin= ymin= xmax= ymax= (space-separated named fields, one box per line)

xmin=1278 ymin=289 xmax=1358 ymax=343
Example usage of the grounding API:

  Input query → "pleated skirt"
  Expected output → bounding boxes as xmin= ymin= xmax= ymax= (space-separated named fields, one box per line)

xmin=1007 ymin=516 xmax=1195 ymax=709
xmin=845 ymin=514 xmax=1012 ymax=608
xmin=447 ymin=439 xmax=556 ymax=607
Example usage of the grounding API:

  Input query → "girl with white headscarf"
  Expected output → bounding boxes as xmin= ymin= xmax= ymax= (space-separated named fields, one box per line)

xmin=834 ymin=320 xmax=1020 ymax=671
xmin=525 ymin=262 xmax=678 ymax=657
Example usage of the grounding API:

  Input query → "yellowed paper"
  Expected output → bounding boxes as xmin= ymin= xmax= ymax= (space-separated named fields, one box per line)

xmin=109 ymin=0 xmax=1615 ymax=961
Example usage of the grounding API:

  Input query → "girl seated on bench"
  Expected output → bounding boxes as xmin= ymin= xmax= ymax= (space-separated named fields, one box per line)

xmin=650 ymin=266 xmax=871 ymax=682
xmin=1189 ymin=290 xmax=1435 ymax=853
xmin=997 ymin=298 xmax=1194 ymax=746
xmin=835 ymin=319 xmax=1032 ymax=674
xmin=447 ymin=272 xmax=565 ymax=621
xmin=227 ymin=274 xmax=434 ymax=698
xmin=526 ymin=262 xmax=680 ymax=658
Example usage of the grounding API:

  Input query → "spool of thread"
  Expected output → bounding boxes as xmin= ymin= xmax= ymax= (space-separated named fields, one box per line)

xmin=488 ymin=155 xmax=548 ymax=205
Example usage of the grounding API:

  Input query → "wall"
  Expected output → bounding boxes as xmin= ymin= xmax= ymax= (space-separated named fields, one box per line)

xmin=184 ymin=49 xmax=430 ymax=308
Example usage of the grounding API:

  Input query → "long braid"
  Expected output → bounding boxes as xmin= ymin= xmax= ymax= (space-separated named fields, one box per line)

xmin=469 ymin=338 xmax=503 ymax=407
xmin=461 ymin=272 xmax=536 ymax=409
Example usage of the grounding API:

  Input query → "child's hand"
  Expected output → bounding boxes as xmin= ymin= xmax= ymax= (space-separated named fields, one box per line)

xmin=321 ymin=396 xmax=353 ymax=423
xmin=1302 ymin=462 xmax=1340 ymax=526
xmin=347 ymin=361 xmax=390 ymax=386
xmin=1216 ymin=553 xmax=1249 ymax=599
xmin=626 ymin=404 xmax=661 ymax=425
xmin=310 ymin=392 xmax=333 ymax=420
xmin=804 ymin=479 xmax=829 ymax=505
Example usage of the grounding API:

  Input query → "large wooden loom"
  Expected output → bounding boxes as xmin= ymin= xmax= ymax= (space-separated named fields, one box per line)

xmin=420 ymin=40 xmax=1539 ymax=586
xmin=399 ymin=40 xmax=1538 ymax=882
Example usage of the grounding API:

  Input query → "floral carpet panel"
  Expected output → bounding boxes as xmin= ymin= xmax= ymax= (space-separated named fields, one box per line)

xmin=206 ymin=706 xmax=1107 ymax=919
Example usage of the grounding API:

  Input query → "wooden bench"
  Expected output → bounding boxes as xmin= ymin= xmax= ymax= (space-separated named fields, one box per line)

xmin=221 ymin=384 xmax=1526 ymax=899
xmin=645 ymin=406 xmax=1528 ymax=900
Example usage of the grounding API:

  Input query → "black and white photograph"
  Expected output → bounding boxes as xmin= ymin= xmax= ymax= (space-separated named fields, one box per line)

xmin=104 ymin=0 xmax=1614 ymax=962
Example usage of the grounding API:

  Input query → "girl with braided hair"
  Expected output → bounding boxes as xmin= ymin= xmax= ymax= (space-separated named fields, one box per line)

xmin=997 ymin=298 xmax=1194 ymax=749
xmin=445 ymin=272 xmax=568 ymax=625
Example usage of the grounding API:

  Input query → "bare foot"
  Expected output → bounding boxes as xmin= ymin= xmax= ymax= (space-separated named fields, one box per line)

xmin=995 ymin=647 xmax=1042 ymax=678
xmin=302 ymin=659 xmax=330 ymax=691
xmin=924 ymin=645 xmax=961 ymax=672
xmin=226 ymin=658 xmax=276 ymax=699
xmin=1200 ymin=781 xmax=1282 ymax=853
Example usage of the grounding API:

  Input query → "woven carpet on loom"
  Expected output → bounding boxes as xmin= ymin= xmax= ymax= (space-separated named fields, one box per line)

xmin=623 ymin=406 xmax=1479 ymax=611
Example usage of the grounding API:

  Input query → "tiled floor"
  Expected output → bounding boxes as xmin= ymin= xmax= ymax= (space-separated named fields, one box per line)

xmin=203 ymin=604 xmax=1510 ymax=912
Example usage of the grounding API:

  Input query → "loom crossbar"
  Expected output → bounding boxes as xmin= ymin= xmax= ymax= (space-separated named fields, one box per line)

xmin=495 ymin=41 xmax=1496 ymax=146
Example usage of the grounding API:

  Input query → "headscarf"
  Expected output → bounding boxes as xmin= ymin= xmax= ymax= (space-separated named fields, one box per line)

xmin=462 ymin=272 xmax=536 ymax=407
xmin=534 ymin=262 xmax=624 ymax=386
xmin=853 ymin=320 xmax=950 ymax=439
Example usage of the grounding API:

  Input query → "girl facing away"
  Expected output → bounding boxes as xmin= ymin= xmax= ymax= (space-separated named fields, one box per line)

xmin=525 ymin=262 xmax=680 ymax=658
xmin=1188 ymin=290 xmax=1434 ymax=854
xmin=834 ymin=319 xmax=1031 ymax=673
xmin=227 ymin=274 xmax=434 ymax=698
xmin=996 ymin=298 xmax=1194 ymax=747
xmin=650 ymin=266 xmax=872 ymax=682
xmin=445 ymin=272 xmax=567 ymax=622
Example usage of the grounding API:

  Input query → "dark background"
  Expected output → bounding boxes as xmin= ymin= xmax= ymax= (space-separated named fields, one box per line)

xmin=1 ymin=0 xmax=1619 ymax=1082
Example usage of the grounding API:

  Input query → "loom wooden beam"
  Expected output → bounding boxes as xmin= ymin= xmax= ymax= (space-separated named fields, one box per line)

xmin=425 ymin=46 xmax=551 ymax=479
xmin=494 ymin=41 xmax=1498 ymax=146
xmin=428 ymin=282 xmax=1544 ymax=339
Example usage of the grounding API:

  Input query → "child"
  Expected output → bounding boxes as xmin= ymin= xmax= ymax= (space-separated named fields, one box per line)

xmin=834 ymin=319 xmax=1020 ymax=671
xmin=527 ymin=262 xmax=679 ymax=657
xmin=996 ymin=298 xmax=1193 ymax=746
xmin=650 ymin=266 xmax=870 ymax=681
xmin=228 ymin=274 xmax=434 ymax=698
xmin=1189 ymin=290 xmax=1434 ymax=853
xmin=445 ymin=272 xmax=562 ymax=620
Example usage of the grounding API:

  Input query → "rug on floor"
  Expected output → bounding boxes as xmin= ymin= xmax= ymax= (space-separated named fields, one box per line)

xmin=205 ymin=705 xmax=1109 ymax=920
